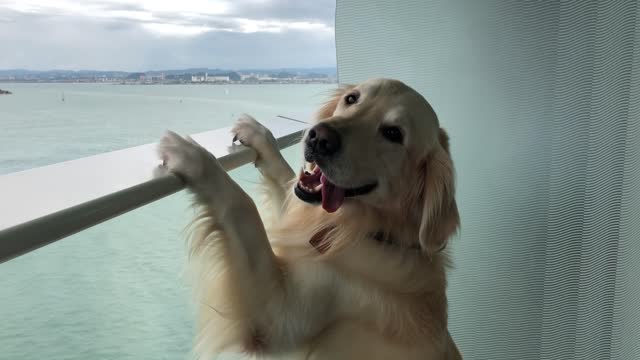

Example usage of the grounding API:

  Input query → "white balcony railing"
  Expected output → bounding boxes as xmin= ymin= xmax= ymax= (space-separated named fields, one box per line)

xmin=0 ymin=115 xmax=308 ymax=264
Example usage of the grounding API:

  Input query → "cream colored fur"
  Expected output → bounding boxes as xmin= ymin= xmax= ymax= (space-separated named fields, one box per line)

xmin=157 ymin=78 xmax=462 ymax=359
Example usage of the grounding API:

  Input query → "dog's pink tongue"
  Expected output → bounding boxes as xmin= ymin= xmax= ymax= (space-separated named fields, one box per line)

xmin=320 ymin=174 xmax=345 ymax=213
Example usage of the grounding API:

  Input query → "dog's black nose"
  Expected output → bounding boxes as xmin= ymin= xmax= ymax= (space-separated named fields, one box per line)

xmin=305 ymin=123 xmax=341 ymax=159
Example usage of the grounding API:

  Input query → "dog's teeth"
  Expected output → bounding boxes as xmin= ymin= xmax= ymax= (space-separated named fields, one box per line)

xmin=301 ymin=183 xmax=320 ymax=193
xmin=305 ymin=162 xmax=316 ymax=173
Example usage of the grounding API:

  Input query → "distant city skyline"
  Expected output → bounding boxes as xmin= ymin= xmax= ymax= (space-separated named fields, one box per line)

xmin=0 ymin=66 xmax=337 ymax=73
xmin=0 ymin=0 xmax=337 ymax=71
xmin=0 ymin=67 xmax=338 ymax=84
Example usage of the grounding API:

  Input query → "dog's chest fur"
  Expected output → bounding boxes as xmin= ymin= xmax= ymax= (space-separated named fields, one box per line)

xmin=259 ymin=247 xmax=448 ymax=360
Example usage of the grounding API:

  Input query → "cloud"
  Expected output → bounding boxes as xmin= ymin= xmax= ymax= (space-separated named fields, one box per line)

xmin=0 ymin=0 xmax=336 ymax=70
xmin=0 ymin=0 xmax=335 ymax=35
xmin=142 ymin=23 xmax=215 ymax=37
xmin=0 ymin=0 xmax=229 ymax=19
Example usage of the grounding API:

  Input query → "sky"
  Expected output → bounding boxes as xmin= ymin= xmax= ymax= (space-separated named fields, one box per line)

xmin=0 ymin=0 xmax=336 ymax=71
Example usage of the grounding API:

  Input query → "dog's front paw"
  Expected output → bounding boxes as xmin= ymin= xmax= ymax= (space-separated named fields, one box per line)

xmin=157 ymin=130 xmax=219 ymax=184
xmin=232 ymin=114 xmax=279 ymax=158
xmin=231 ymin=114 xmax=295 ymax=185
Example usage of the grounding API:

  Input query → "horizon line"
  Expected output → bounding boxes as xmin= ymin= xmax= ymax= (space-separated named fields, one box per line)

xmin=0 ymin=66 xmax=337 ymax=73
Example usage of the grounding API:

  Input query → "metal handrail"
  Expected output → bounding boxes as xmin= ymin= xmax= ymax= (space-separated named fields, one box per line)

xmin=0 ymin=116 xmax=307 ymax=264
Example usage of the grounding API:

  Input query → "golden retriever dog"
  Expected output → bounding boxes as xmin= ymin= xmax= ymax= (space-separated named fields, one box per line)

xmin=157 ymin=78 xmax=462 ymax=359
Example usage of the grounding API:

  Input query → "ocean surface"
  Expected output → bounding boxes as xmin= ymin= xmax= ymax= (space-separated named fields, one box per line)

xmin=0 ymin=83 xmax=333 ymax=360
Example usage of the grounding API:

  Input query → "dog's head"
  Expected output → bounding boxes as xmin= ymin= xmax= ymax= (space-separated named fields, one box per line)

xmin=295 ymin=78 xmax=459 ymax=255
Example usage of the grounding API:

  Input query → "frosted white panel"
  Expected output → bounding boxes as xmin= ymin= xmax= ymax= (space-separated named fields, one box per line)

xmin=336 ymin=1 xmax=640 ymax=359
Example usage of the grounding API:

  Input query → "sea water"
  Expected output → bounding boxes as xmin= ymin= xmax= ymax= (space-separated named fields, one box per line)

xmin=0 ymin=83 xmax=332 ymax=360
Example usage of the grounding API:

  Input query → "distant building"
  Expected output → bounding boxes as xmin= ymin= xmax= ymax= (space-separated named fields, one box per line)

xmin=126 ymin=72 xmax=145 ymax=80
xmin=206 ymin=74 xmax=230 ymax=82
xmin=191 ymin=73 xmax=206 ymax=83
xmin=242 ymin=75 xmax=259 ymax=83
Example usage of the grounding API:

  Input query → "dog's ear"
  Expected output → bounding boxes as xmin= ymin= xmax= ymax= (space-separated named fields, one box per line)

xmin=316 ymin=84 xmax=355 ymax=120
xmin=418 ymin=128 xmax=460 ymax=257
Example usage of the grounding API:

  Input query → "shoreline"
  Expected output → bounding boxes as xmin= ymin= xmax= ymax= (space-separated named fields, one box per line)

xmin=0 ymin=81 xmax=336 ymax=86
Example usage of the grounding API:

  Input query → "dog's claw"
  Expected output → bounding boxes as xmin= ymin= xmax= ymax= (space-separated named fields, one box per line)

xmin=157 ymin=130 xmax=220 ymax=183
xmin=231 ymin=114 xmax=277 ymax=151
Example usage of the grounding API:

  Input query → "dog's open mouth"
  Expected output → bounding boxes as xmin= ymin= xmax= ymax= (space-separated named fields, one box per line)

xmin=295 ymin=162 xmax=377 ymax=213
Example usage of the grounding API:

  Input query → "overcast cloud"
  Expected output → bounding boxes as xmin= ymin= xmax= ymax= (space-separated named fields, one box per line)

xmin=0 ymin=0 xmax=336 ymax=70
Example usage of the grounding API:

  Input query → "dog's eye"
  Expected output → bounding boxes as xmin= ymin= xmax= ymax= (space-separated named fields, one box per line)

xmin=345 ymin=92 xmax=359 ymax=105
xmin=380 ymin=126 xmax=404 ymax=144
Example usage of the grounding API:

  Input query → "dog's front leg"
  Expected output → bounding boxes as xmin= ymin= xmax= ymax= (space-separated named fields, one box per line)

xmin=158 ymin=130 xmax=279 ymax=292
xmin=232 ymin=114 xmax=296 ymax=216
xmin=158 ymin=131 xmax=334 ymax=356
